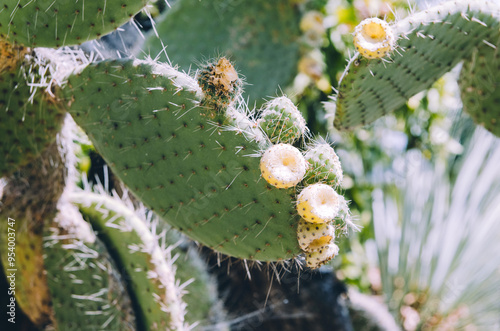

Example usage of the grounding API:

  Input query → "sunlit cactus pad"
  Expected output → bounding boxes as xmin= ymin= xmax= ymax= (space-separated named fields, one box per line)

xmin=142 ymin=0 xmax=301 ymax=105
xmin=332 ymin=0 xmax=500 ymax=130
xmin=63 ymin=59 xmax=303 ymax=261
xmin=0 ymin=0 xmax=149 ymax=47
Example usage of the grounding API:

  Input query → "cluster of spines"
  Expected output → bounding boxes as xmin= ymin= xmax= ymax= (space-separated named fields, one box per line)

xmin=197 ymin=57 xmax=243 ymax=115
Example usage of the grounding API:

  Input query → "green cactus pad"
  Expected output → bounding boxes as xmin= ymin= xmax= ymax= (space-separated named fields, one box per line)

xmin=0 ymin=52 xmax=66 ymax=177
xmin=74 ymin=193 xmax=189 ymax=330
xmin=63 ymin=59 xmax=302 ymax=261
xmin=332 ymin=0 xmax=500 ymax=130
xmin=459 ymin=42 xmax=500 ymax=137
xmin=0 ymin=0 xmax=149 ymax=47
xmin=258 ymin=96 xmax=307 ymax=144
xmin=44 ymin=215 xmax=136 ymax=330
xmin=142 ymin=0 xmax=301 ymax=106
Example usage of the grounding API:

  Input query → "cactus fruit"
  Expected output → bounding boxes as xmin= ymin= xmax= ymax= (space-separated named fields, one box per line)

xmin=259 ymin=143 xmax=307 ymax=189
xmin=0 ymin=47 xmax=67 ymax=177
xmin=332 ymin=0 xmax=500 ymax=130
xmin=459 ymin=42 xmax=500 ymax=136
xmin=197 ymin=57 xmax=243 ymax=114
xmin=297 ymin=183 xmax=342 ymax=223
xmin=303 ymin=140 xmax=343 ymax=188
xmin=0 ymin=0 xmax=150 ymax=47
xmin=305 ymin=243 xmax=339 ymax=269
xmin=353 ymin=18 xmax=395 ymax=59
xmin=296 ymin=219 xmax=335 ymax=252
xmin=141 ymin=0 xmax=301 ymax=106
xmin=258 ymin=96 xmax=308 ymax=144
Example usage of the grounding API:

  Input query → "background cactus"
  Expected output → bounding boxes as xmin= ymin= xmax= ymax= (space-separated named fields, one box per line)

xmin=142 ymin=0 xmax=302 ymax=106
xmin=332 ymin=0 xmax=500 ymax=131
xmin=2 ymin=0 xmax=500 ymax=330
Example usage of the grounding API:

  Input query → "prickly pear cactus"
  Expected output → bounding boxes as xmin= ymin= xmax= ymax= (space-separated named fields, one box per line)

xmin=142 ymin=0 xmax=301 ymax=105
xmin=0 ymin=0 xmax=149 ymax=47
xmin=62 ymin=58 xmax=303 ymax=261
xmin=0 ymin=47 xmax=66 ymax=177
xmin=332 ymin=0 xmax=500 ymax=130
xmin=60 ymin=53 xmax=358 ymax=267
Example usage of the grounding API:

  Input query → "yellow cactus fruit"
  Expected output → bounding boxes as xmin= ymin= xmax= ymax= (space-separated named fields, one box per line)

xmin=296 ymin=219 xmax=335 ymax=252
xmin=306 ymin=243 xmax=339 ymax=269
xmin=260 ymin=143 xmax=307 ymax=189
xmin=353 ymin=17 xmax=395 ymax=59
xmin=296 ymin=183 xmax=341 ymax=223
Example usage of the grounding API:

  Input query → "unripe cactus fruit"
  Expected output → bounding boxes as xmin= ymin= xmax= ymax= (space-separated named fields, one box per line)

xmin=258 ymin=96 xmax=307 ymax=144
xmin=297 ymin=183 xmax=341 ymax=223
xmin=353 ymin=18 xmax=395 ymax=59
xmin=306 ymin=243 xmax=339 ymax=268
xmin=303 ymin=142 xmax=343 ymax=187
xmin=197 ymin=57 xmax=243 ymax=114
xmin=260 ymin=143 xmax=307 ymax=189
xmin=297 ymin=219 xmax=335 ymax=252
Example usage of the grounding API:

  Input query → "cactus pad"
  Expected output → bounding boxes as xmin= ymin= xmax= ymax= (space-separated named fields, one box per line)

xmin=0 ymin=51 xmax=66 ymax=177
xmin=44 ymin=216 xmax=136 ymax=330
xmin=332 ymin=0 xmax=500 ymax=129
xmin=0 ymin=0 xmax=149 ymax=47
xmin=142 ymin=0 xmax=301 ymax=106
xmin=63 ymin=59 xmax=303 ymax=261
xmin=297 ymin=183 xmax=341 ymax=223
xmin=75 ymin=193 xmax=190 ymax=331
xmin=459 ymin=42 xmax=500 ymax=137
